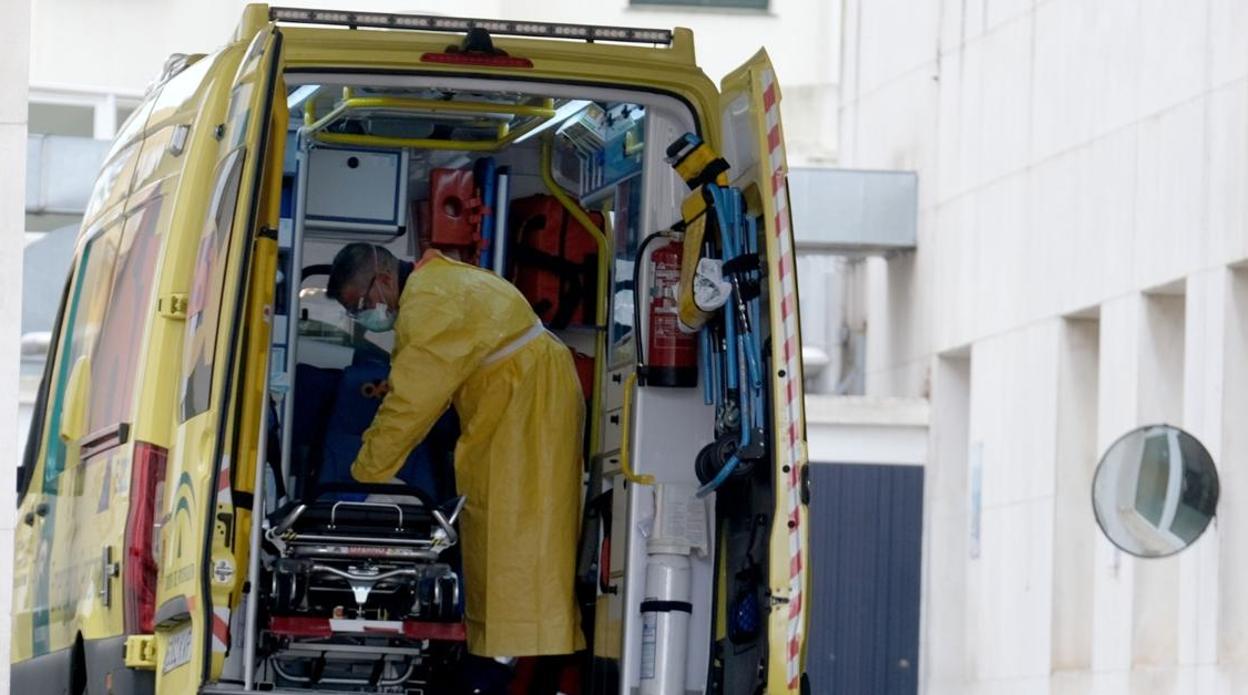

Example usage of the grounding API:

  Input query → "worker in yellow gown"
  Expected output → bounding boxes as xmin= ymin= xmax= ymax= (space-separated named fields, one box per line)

xmin=326 ymin=242 xmax=585 ymax=658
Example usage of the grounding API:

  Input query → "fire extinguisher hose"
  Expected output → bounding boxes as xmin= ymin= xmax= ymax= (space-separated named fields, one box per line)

xmin=632 ymin=230 xmax=670 ymax=381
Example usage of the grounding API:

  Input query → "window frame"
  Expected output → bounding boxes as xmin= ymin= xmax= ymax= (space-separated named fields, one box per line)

xmin=28 ymin=86 xmax=144 ymax=140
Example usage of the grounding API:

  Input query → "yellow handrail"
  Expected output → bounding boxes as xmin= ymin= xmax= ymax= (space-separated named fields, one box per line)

xmin=343 ymin=93 xmax=556 ymax=119
xmin=539 ymin=134 xmax=613 ymax=458
xmin=312 ymin=132 xmax=504 ymax=152
xmin=618 ymin=371 xmax=656 ymax=486
xmin=301 ymin=93 xmax=557 ymax=152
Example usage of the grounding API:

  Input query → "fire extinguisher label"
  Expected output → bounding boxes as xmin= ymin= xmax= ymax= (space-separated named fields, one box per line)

xmin=651 ymin=312 xmax=683 ymax=349
xmin=649 ymin=242 xmax=698 ymax=365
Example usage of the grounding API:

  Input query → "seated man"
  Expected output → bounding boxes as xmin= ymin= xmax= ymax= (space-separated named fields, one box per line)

xmin=326 ymin=242 xmax=586 ymax=660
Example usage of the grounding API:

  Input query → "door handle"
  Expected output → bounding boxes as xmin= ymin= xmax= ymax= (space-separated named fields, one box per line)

xmin=100 ymin=546 xmax=119 ymax=606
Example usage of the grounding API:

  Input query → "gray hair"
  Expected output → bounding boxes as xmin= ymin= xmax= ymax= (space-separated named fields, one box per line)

xmin=326 ymin=243 xmax=397 ymax=302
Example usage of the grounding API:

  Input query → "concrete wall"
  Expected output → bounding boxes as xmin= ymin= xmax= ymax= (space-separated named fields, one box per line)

xmin=838 ymin=0 xmax=1248 ymax=692
xmin=1 ymin=0 xmax=31 ymax=689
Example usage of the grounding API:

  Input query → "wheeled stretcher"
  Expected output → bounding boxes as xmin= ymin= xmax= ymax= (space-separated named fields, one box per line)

xmin=258 ymin=488 xmax=468 ymax=690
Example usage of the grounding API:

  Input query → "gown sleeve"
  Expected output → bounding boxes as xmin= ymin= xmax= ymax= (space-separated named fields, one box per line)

xmin=350 ymin=281 xmax=490 ymax=483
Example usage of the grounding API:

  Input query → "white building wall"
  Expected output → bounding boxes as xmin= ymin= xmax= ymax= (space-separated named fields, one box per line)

xmin=1 ymin=1 xmax=31 ymax=690
xmin=839 ymin=0 xmax=1248 ymax=692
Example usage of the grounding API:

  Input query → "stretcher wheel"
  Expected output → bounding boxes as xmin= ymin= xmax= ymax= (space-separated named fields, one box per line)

xmin=436 ymin=574 xmax=461 ymax=620
xmin=695 ymin=434 xmax=753 ymax=486
xmin=414 ymin=573 xmax=461 ymax=621
xmin=270 ymin=567 xmax=306 ymax=614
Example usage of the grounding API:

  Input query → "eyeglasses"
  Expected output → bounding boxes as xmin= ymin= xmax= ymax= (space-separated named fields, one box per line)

xmin=347 ymin=275 xmax=378 ymax=317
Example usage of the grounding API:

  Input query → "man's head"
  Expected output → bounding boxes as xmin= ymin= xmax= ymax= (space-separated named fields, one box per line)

xmin=327 ymin=243 xmax=402 ymax=331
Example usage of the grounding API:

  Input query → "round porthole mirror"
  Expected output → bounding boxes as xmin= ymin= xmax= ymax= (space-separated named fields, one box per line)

xmin=1092 ymin=424 xmax=1219 ymax=558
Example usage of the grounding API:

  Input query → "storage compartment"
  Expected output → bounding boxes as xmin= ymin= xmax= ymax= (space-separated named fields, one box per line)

xmin=304 ymin=147 xmax=408 ymax=236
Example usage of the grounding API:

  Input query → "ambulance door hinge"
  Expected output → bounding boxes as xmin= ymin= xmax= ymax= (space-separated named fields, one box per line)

xmin=159 ymin=293 xmax=189 ymax=320
xmin=123 ymin=634 xmax=157 ymax=670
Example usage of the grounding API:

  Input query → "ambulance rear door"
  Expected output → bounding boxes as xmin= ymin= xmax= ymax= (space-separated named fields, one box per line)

xmin=158 ymin=23 xmax=285 ymax=689
xmin=719 ymin=50 xmax=810 ymax=694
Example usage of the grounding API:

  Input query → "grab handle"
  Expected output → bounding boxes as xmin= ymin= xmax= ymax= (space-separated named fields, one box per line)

xmin=329 ymin=500 xmax=404 ymax=529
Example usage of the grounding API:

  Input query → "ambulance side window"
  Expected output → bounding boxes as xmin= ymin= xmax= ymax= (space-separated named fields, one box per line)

xmin=17 ymin=275 xmax=72 ymax=503
xmin=83 ymin=142 xmax=140 ymax=223
xmin=40 ymin=220 xmax=124 ymax=486
xmin=179 ymin=148 xmax=245 ymax=421
xmin=84 ymin=197 xmax=165 ymax=437
xmin=85 ymin=94 xmax=155 ymax=223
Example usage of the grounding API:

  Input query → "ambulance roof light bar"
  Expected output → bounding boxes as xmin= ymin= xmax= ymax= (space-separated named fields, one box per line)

xmin=269 ymin=7 xmax=674 ymax=46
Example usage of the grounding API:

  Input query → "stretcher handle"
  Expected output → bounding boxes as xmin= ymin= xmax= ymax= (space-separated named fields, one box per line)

xmin=270 ymin=503 xmax=308 ymax=536
xmin=432 ymin=495 xmax=468 ymax=545
xmin=330 ymin=500 xmax=404 ymax=529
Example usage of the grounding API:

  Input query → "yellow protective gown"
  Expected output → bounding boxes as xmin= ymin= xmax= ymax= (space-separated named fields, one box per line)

xmin=351 ymin=252 xmax=586 ymax=657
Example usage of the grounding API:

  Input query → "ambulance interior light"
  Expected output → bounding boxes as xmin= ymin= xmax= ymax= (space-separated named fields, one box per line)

xmin=287 ymin=84 xmax=320 ymax=109
xmin=513 ymin=100 xmax=594 ymax=144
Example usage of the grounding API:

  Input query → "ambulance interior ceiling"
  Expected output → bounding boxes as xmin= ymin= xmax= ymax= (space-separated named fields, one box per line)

xmin=283 ymin=77 xmax=678 ymax=366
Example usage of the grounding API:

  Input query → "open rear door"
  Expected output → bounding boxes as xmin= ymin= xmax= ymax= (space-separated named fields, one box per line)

xmin=158 ymin=24 xmax=285 ymax=690
xmin=719 ymin=51 xmax=810 ymax=693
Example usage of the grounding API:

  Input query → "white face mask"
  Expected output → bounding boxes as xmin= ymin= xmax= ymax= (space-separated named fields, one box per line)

xmin=352 ymin=245 xmax=397 ymax=332
xmin=355 ymin=302 xmax=396 ymax=332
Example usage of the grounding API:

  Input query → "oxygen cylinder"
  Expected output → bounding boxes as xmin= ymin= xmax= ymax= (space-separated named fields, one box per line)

xmin=639 ymin=548 xmax=691 ymax=695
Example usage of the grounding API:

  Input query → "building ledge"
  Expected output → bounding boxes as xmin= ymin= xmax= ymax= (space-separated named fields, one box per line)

xmin=805 ymin=395 xmax=929 ymax=427
xmin=805 ymin=396 xmax=930 ymax=467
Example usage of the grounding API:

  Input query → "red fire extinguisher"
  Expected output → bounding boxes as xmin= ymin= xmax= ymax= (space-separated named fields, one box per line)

xmin=645 ymin=240 xmax=698 ymax=387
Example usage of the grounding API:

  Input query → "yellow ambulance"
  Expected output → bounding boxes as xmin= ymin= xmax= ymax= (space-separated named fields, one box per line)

xmin=12 ymin=5 xmax=810 ymax=693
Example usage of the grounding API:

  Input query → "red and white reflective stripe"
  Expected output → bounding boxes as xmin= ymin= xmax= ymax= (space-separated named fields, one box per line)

xmin=762 ymin=67 xmax=805 ymax=690
xmin=212 ymin=456 xmax=233 ymax=653
xmin=217 ymin=464 xmax=233 ymax=508
xmin=212 ymin=605 xmax=231 ymax=653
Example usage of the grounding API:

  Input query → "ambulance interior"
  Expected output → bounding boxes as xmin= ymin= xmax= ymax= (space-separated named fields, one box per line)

xmin=233 ymin=74 xmax=776 ymax=692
